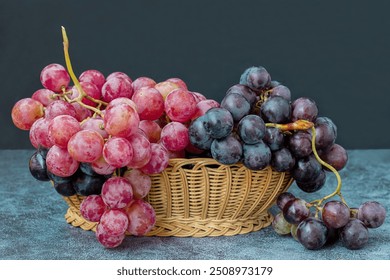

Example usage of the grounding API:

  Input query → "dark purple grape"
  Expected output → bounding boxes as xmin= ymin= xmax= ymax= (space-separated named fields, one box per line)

xmin=283 ymin=198 xmax=310 ymax=224
xmin=242 ymin=141 xmax=271 ymax=170
xmin=295 ymin=169 xmax=326 ymax=193
xmin=291 ymin=97 xmax=318 ymax=122
xmin=292 ymin=155 xmax=322 ymax=182
xmin=38 ymin=145 xmax=49 ymax=159
xmin=318 ymin=144 xmax=348 ymax=171
xmin=29 ymin=151 xmax=50 ymax=181
xmin=220 ymin=92 xmax=251 ymax=121
xmin=239 ymin=66 xmax=271 ymax=91
xmin=276 ymin=192 xmax=296 ymax=211
xmin=263 ymin=127 xmax=285 ymax=151
xmin=226 ymin=84 xmax=257 ymax=106
xmin=47 ymin=170 xmax=73 ymax=184
xmin=260 ymin=96 xmax=291 ymax=123
xmin=297 ymin=217 xmax=328 ymax=250
xmin=237 ymin=114 xmax=265 ymax=144
xmin=80 ymin=162 xmax=99 ymax=176
xmin=210 ymin=135 xmax=242 ymax=165
xmin=315 ymin=117 xmax=337 ymax=150
xmin=321 ymin=200 xmax=350 ymax=229
xmin=288 ymin=131 xmax=312 ymax=158
xmin=271 ymin=85 xmax=291 ymax=101
xmin=271 ymin=148 xmax=296 ymax=172
xmin=54 ymin=181 xmax=76 ymax=196
xmin=73 ymin=173 xmax=106 ymax=196
xmin=340 ymin=219 xmax=369 ymax=250
xmin=326 ymin=227 xmax=340 ymax=245
xmin=204 ymin=108 xmax=233 ymax=139
xmin=357 ymin=201 xmax=386 ymax=228
xmin=188 ymin=115 xmax=213 ymax=150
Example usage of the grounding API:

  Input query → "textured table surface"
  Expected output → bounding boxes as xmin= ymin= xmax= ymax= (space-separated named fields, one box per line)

xmin=0 ymin=149 xmax=389 ymax=260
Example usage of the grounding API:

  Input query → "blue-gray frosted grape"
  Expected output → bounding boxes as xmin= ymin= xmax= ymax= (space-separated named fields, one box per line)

xmin=210 ymin=135 xmax=242 ymax=165
xmin=188 ymin=115 xmax=213 ymax=150
xmin=260 ymin=96 xmax=291 ymax=123
xmin=297 ymin=218 xmax=328 ymax=250
xmin=358 ymin=201 xmax=386 ymax=228
xmin=288 ymin=131 xmax=312 ymax=158
xmin=237 ymin=114 xmax=266 ymax=144
xmin=226 ymin=84 xmax=257 ymax=106
xmin=340 ymin=219 xmax=369 ymax=250
xmin=271 ymin=85 xmax=291 ymax=101
xmin=242 ymin=141 xmax=271 ymax=170
xmin=271 ymin=148 xmax=296 ymax=172
xmin=263 ymin=127 xmax=285 ymax=151
xmin=204 ymin=108 xmax=234 ymax=139
xmin=291 ymin=97 xmax=318 ymax=122
xmin=220 ymin=92 xmax=251 ymax=121
xmin=239 ymin=66 xmax=271 ymax=90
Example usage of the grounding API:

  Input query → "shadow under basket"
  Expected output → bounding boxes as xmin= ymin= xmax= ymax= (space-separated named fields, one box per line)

xmin=63 ymin=158 xmax=293 ymax=237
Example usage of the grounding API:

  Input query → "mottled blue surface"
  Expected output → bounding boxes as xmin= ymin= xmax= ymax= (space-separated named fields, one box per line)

xmin=0 ymin=150 xmax=389 ymax=260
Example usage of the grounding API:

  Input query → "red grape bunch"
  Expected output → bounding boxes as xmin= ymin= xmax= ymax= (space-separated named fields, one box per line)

xmin=12 ymin=27 xmax=219 ymax=248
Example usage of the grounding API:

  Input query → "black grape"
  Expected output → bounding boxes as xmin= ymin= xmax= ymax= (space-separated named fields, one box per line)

xmin=29 ymin=151 xmax=50 ymax=181
xmin=242 ymin=141 xmax=271 ymax=170
xmin=210 ymin=135 xmax=242 ymax=165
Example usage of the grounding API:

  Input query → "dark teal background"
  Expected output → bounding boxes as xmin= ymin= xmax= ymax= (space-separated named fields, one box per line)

xmin=1 ymin=0 xmax=389 ymax=149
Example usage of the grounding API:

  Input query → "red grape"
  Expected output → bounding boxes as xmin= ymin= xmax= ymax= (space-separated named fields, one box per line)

xmin=106 ymin=71 xmax=132 ymax=83
xmin=79 ymin=69 xmax=106 ymax=90
xmin=160 ymin=122 xmax=189 ymax=151
xmin=46 ymin=145 xmax=79 ymax=177
xmin=139 ymin=143 xmax=169 ymax=174
xmin=99 ymin=209 xmax=129 ymax=236
xmin=132 ymin=77 xmax=156 ymax=91
xmin=80 ymin=195 xmax=106 ymax=222
xmin=132 ymin=87 xmax=164 ymax=120
xmin=48 ymin=115 xmax=81 ymax=149
xmin=154 ymin=81 xmax=179 ymax=99
xmin=32 ymin=88 xmax=58 ymax=106
xmin=165 ymin=77 xmax=188 ymax=90
xmin=103 ymin=103 xmax=139 ymax=138
xmin=138 ymin=120 xmax=162 ymax=143
xmin=192 ymin=99 xmax=220 ymax=120
xmin=103 ymin=137 xmax=133 ymax=168
xmin=67 ymin=130 xmax=104 ymax=163
xmin=123 ymin=169 xmax=151 ymax=199
xmin=11 ymin=98 xmax=44 ymax=130
xmin=40 ymin=63 xmax=70 ymax=92
xmin=91 ymin=156 xmax=116 ymax=175
xmin=126 ymin=199 xmax=156 ymax=236
xmin=44 ymin=99 xmax=77 ymax=120
xmin=80 ymin=117 xmax=109 ymax=139
xmin=126 ymin=133 xmax=152 ymax=169
xmin=164 ymin=89 xmax=197 ymax=122
xmin=95 ymin=223 xmax=125 ymax=248
xmin=101 ymin=77 xmax=134 ymax=102
xmin=101 ymin=177 xmax=134 ymax=209
xmin=70 ymin=81 xmax=101 ymax=107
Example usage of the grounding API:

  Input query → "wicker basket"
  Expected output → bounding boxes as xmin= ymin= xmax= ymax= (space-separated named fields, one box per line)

xmin=63 ymin=158 xmax=293 ymax=237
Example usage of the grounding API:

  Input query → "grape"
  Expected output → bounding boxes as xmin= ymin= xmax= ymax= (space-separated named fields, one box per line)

xmin=103 ymin=137 xmax=133 ymax=168
xmin=291 ymin=97 xmax=318 ymax=122
xmin=271 ymin=148 xmax=296 ymax=172
xmin=295 ymin=169 xmax=326 ymax=193
xmin=297 ymin=218 xmax=328 ymax=250
xmin=283 ymin=198 xmax=310 ymax=224
xmin=99 ymin=209 xmax=129 ymax=236
xmin=260 ymin=96 xmax=291 ymax=123
xmin=191 ymin=91 xmax=207 ymax=103
xmin=339 ymin=219 xmax=369 ymax=250
xmin=67 ymin=130 xmax=104 ymax=163
xmin=123 ymin=169 xmax=151 ymax=199
xmin=315 ymin=117 xmax=337 ymax=150
xmin=44 ymin=99 xmax=77 ymax=120
xmin=132 ymin=87 xmax=164 ymax=120
xmin=242 ymin=141 xmax=271 ymax=170
xmin=318 ymin=144 xmax=348 ymax=171
xmin=101 ymin=177 xmax=134 ymax=209
xmin=95 ymin=223 xmax=125 ymax=248
xmin=272 ymin=212 xmax=292 ymax=235
xmin=80 ymin=117 xmax=109 ymax=139
xmin=91 ymin=156 xmax=116 ymax=176
xmin=79 ymin=162 xmax=99 ymax=176
xmin=263 ymin=127 xmax=285 ymax=151
xmin=237 ymin=114 xmax=265 ymax=144
xmin=290 ymin=224 xmax=299 ymax=241
xmin=38 ymin=146 xmax=49 ymax=159
xmin=29 ymin=118 xmax=52 ymax=149
xmin=139 ymin=120 xmax=162 ymax=143
xmin=226 ymin=84 xmax=257 ymax=106
xmin=292 ymin=155 xmax=322 ymax=182
xmin=270 ymin=85 xmax=291 ymax=101
xmin=48 ymin=115 xmax=81 ymax=149
xmin=204 ymin=108 xmax=234 ymax=139
xmin=105 ymin=97 xmax=137 ymax=111
xmin=103 ymin=102 xmax=140 ymax=138
xmin=126 ymin=133 xmax=152 ymax=169
xmin=126 ymin=199 xmax=156 ymax=236
xmin=192 ymin=99 xmax=220 ymax=120
xmin=167 ymin=148 xmax=186 ymax=158
xmin=40 ymin=63 xmax=70 ymax=92
xmin=276 ymin=192 xmax=296 ymax=211
xmin=288 ymin=131 xmax=312 ymax=158
xmin=164 ymin=88 xmax=197 ymax=122
xmin=154 ymin=81 xmax=179 ymax=99
xmin=166 ymin=77 xmax=188 ymax=90
xmin=70 ymin=81 xmax=101 ymax=107
xmin=132 ymin=77 xmax=156 ymax=91
xmin=73 ymin=172 xmax=106 ymax=196
xmin=101 ymin=76 xmax=134 ymax=102
xmin=321 ymin=200 xmax=350 ymax=229
xmin=79 ymin=69 xmax=106 ymax=90
xmin=46 ymin=145 xmax=79 ymax=177
xmin=161 ymin=122 xmax=189 ymax=151
xmin=188 ymin=115 xmax=213 ymax=150
xmin=11 ymin=98 xmax=44 ymax=130
xmin=211 ymin=135 xmax=242 ymax=165
xmin=220 ymin=92 xmax=251 ymax=122
xmin=71 ymin=102 xmax=93 ymax=122
xmin=139 ymin=143 xmax=170 ymax=174
xmin=53 ymin=181 xmax=76 ymax=197
xmin=47 ymin=170 xmax=73 ymax=184
xmin=80 ymin=195 xmax=106 ymax=222
xmin=239 ymin=66 xmax=271 ymax=90
xmin=29 ymin=151 xmax=49 ymax=181
xmin=32 ymin=88 xmax=58 ymax=106
xmin=357 ymin=201 xmax=386 ymax=228
xmin=106 ymin=71 xmax=132 ymax=83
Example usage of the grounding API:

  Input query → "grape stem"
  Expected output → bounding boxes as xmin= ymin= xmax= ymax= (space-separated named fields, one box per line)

xmin=61 ymin=26 xmax=107 ymax=117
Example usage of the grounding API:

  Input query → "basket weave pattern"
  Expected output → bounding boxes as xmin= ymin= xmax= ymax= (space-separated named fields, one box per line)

xmin=64 ymin=158 xmax=293 ymax=237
